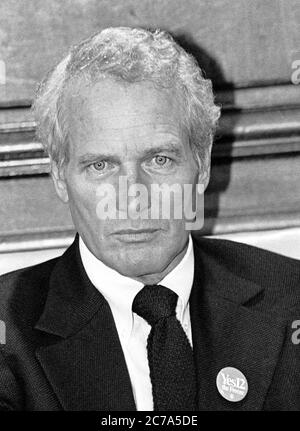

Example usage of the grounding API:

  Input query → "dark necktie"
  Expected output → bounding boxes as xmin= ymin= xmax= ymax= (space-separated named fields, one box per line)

xmin=132 ymin=284 xmax=197 ymax=411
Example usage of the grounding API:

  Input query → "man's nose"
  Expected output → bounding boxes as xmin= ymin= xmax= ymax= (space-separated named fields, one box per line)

xmin=116 ymin=164 xmax=151 ymax=215
xmin=123 ymin=164 xmax=143 ymax=187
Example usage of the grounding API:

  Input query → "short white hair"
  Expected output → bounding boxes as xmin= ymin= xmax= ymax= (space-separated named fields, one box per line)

xmin=33 ymin=27 xmax=221 ymax=170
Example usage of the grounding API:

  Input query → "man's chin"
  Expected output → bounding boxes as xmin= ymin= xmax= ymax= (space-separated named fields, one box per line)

xmin=106 ymin=253 xmax=169 ymax=282
xmin=113 ymin=260 xmax=165 ymax=279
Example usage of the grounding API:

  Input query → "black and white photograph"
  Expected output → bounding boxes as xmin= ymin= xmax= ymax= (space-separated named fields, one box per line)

xmin=0 ymin=0 xmax=300 ymax=417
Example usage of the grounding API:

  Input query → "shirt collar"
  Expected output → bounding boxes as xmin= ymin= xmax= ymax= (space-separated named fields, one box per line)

xmin=79 ymin=235 xmax=194 ymax=342
xmin=160 ymin=235 xmax=194 ymax=321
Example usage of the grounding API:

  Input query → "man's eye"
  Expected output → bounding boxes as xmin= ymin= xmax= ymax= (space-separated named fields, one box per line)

xmin=87 ymin=160 xmax=116 ymax=176
xmin=92 ymin=161 xmax=107 ymax=171
xmin=153 ymin=155 xmax=171 ymax=166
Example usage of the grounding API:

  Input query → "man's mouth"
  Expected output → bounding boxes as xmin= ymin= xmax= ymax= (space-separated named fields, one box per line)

xmin=112 ymin=228 xmax=161 ymax=242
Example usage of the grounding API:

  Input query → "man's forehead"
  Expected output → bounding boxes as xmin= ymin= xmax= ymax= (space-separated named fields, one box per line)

xmin=64 ymin=76 xmax=182 ymax=121
xmin=69 ymin=125 xmax=187 ymax=160
xmin=63 ymin=77 xmax=187 ymax=151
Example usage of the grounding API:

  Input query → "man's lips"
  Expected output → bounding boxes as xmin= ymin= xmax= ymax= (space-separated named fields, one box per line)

xmin=113 ymin=228 xmax=160 ymax=235
xmin=112 ymin=228 xmax=161 ymax=242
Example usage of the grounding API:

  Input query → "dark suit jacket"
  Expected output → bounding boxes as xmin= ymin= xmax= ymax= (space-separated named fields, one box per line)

xmin=0 ymin=234 xmax=300 ymax=411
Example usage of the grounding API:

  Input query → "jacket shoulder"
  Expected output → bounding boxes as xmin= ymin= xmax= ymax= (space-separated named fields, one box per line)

xmin=194 ymin=235 xmax=300 ymax=268
xmin=193 ymin=236 xmax=300 ymax=304
xmin=0 ymin=256 xmax=59 ymax=288
xmin=0 ymin=257 xmax=59 ymax=322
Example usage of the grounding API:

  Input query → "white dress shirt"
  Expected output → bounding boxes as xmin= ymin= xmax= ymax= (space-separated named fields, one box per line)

xmin=79 ymin=235 xmax=195 ymax=411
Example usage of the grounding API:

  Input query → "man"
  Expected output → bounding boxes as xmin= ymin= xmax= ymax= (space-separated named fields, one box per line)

xmin=0 ymin=27 xmax=300 ymax=411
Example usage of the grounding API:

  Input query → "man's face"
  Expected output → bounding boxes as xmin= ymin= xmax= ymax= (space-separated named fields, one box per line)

xmin=54 ymin=78 xmax=203 ymax=281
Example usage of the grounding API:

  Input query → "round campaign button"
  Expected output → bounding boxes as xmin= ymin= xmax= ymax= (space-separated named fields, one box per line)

xmin=216 ymin=367 xmax=248 ymax=402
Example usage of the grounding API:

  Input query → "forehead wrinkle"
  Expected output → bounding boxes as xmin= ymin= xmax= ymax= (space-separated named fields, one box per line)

xmin=67 ymin=102 xmax=184 ymax=140
xmin=86 ymin=121 xmax=182 ymax=133
xmin=71 ymin=108 xmax=184 ymax=137
xmin=82 ymin=100 xmax=181 ymax=124
xmin=65 ymin=76 xmax=184 ymax=123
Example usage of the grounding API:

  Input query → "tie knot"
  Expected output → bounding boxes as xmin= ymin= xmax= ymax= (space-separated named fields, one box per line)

xmin=132 ymin=285 xmax=178 ymax=326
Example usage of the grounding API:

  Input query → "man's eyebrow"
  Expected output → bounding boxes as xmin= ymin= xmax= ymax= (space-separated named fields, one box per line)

xmin=77 ymin=153 xmax=120 ymax=165
xmin=142 ymin=144 xmax=183 ymax=158
xmin=77 ymin=144 xmax=183 ymax=164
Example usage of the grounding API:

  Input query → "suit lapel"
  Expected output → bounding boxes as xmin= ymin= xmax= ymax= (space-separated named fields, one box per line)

xmin=190 ymin=238 xmax=287 ymax=411
xmin=34 ymin=236 xmax=136 ymax=411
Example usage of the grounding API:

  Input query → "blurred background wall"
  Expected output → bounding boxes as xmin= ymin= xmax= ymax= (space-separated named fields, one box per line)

xmin=0 ymin=0 xmax=300 ymax=274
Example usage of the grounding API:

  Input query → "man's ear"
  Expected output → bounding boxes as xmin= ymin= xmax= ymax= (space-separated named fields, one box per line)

xmin=51 ymin=159 xmax=69 ymax=203
xmin=197 ymin=162 xmax=211 ymax=192
xmin=195 ymin=151 xmax=211 ymax=191
xmin=200 ymin=166 xmax=210 ymax=191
